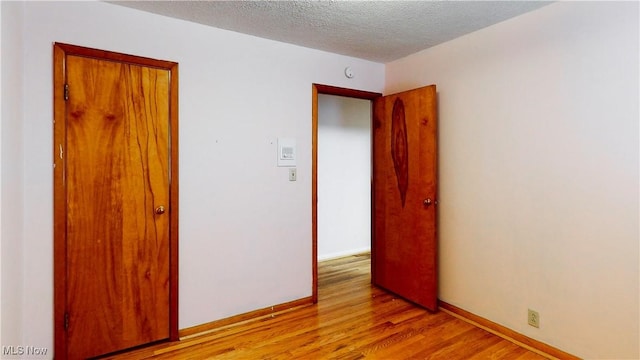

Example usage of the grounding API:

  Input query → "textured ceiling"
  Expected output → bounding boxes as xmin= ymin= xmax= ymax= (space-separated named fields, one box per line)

xmin=109 ymin=1 xmax=551 ymax=63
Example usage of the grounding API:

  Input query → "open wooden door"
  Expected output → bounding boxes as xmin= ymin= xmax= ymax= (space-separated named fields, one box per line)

xmin=372 ymin=85 xmax=438 ymax=311
xmin=53 ymin=43 xmax=179 ymax=359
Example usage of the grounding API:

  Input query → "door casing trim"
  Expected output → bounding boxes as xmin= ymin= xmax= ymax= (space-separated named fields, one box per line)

xmin=53 ymin=42 xmax=179 ymax=358
xmin=311 ymin=84 xmax=381 ymax=302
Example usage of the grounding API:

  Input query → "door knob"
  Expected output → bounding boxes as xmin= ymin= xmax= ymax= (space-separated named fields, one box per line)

xmin=155 ymin=206 xmax=166 ymax=215
xmin=423 ymin=198 xmax=432 ymax=207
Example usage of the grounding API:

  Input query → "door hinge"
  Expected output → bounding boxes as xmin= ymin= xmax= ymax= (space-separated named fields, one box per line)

xmin=64 ymin=84 xmax=69 ymax=101
xmin=64 ymin=312 xmax=69 ymax=331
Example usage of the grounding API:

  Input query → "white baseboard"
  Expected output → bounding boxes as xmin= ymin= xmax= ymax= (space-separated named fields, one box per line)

xmin=317 ymin=247 xmax=371 ymax=261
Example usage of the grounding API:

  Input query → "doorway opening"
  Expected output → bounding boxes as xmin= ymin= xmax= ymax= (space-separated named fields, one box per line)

xmin=312 ymin=84 xmax=381 ymax=302
xmin=317 ymin=94 xmax=371 ymax=259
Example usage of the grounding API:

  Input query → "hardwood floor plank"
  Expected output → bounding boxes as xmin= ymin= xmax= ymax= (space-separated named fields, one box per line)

xmin=469 ymin=341 xmax=532 ymax=360
xmin=107 ymin=253 xmax=553 ymax=359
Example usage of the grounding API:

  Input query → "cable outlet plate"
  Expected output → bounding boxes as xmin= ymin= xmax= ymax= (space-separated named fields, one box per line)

xmin=528 ymin=309 xmax=540 ymax=328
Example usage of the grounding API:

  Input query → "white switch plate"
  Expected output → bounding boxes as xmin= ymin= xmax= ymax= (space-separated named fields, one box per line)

xmin=289 ymin=168 xmax=297 ymax=181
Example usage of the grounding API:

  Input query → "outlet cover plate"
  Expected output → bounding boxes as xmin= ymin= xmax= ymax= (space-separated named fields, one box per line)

xmin=528 ymin=309 xmax=540 ymax=328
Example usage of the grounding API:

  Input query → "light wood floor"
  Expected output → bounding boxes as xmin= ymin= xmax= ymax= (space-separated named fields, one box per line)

xmin=107 ymin=253 xmax=548 ymax=359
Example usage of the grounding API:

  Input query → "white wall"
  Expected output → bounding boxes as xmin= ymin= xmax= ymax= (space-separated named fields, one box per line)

xmin=318 ymin=95 xmax=371 ymax=260
xmin=1 ymin=0 xmax=24 ymax=352
xmin=13 ymin=1 xmax=383 ymax=356
xmin=386 ymin=2 xmax=639 ymax=359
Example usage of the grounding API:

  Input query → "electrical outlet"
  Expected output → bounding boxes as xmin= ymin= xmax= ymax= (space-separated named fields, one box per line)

xmin=289 ymin=168 xmax=297 ymax=181
xmin=528 ymin=309 xmax=540 ymax=328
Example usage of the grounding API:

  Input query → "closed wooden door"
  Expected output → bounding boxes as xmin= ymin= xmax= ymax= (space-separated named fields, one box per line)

xmin=54 ymin=43 xmax=179 ymax=359
xmin=372 ymin=85 xmax=438 ymax=311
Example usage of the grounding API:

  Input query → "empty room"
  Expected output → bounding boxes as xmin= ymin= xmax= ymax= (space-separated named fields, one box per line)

xmin=1 ymin=1 xmax=638 ymax=359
